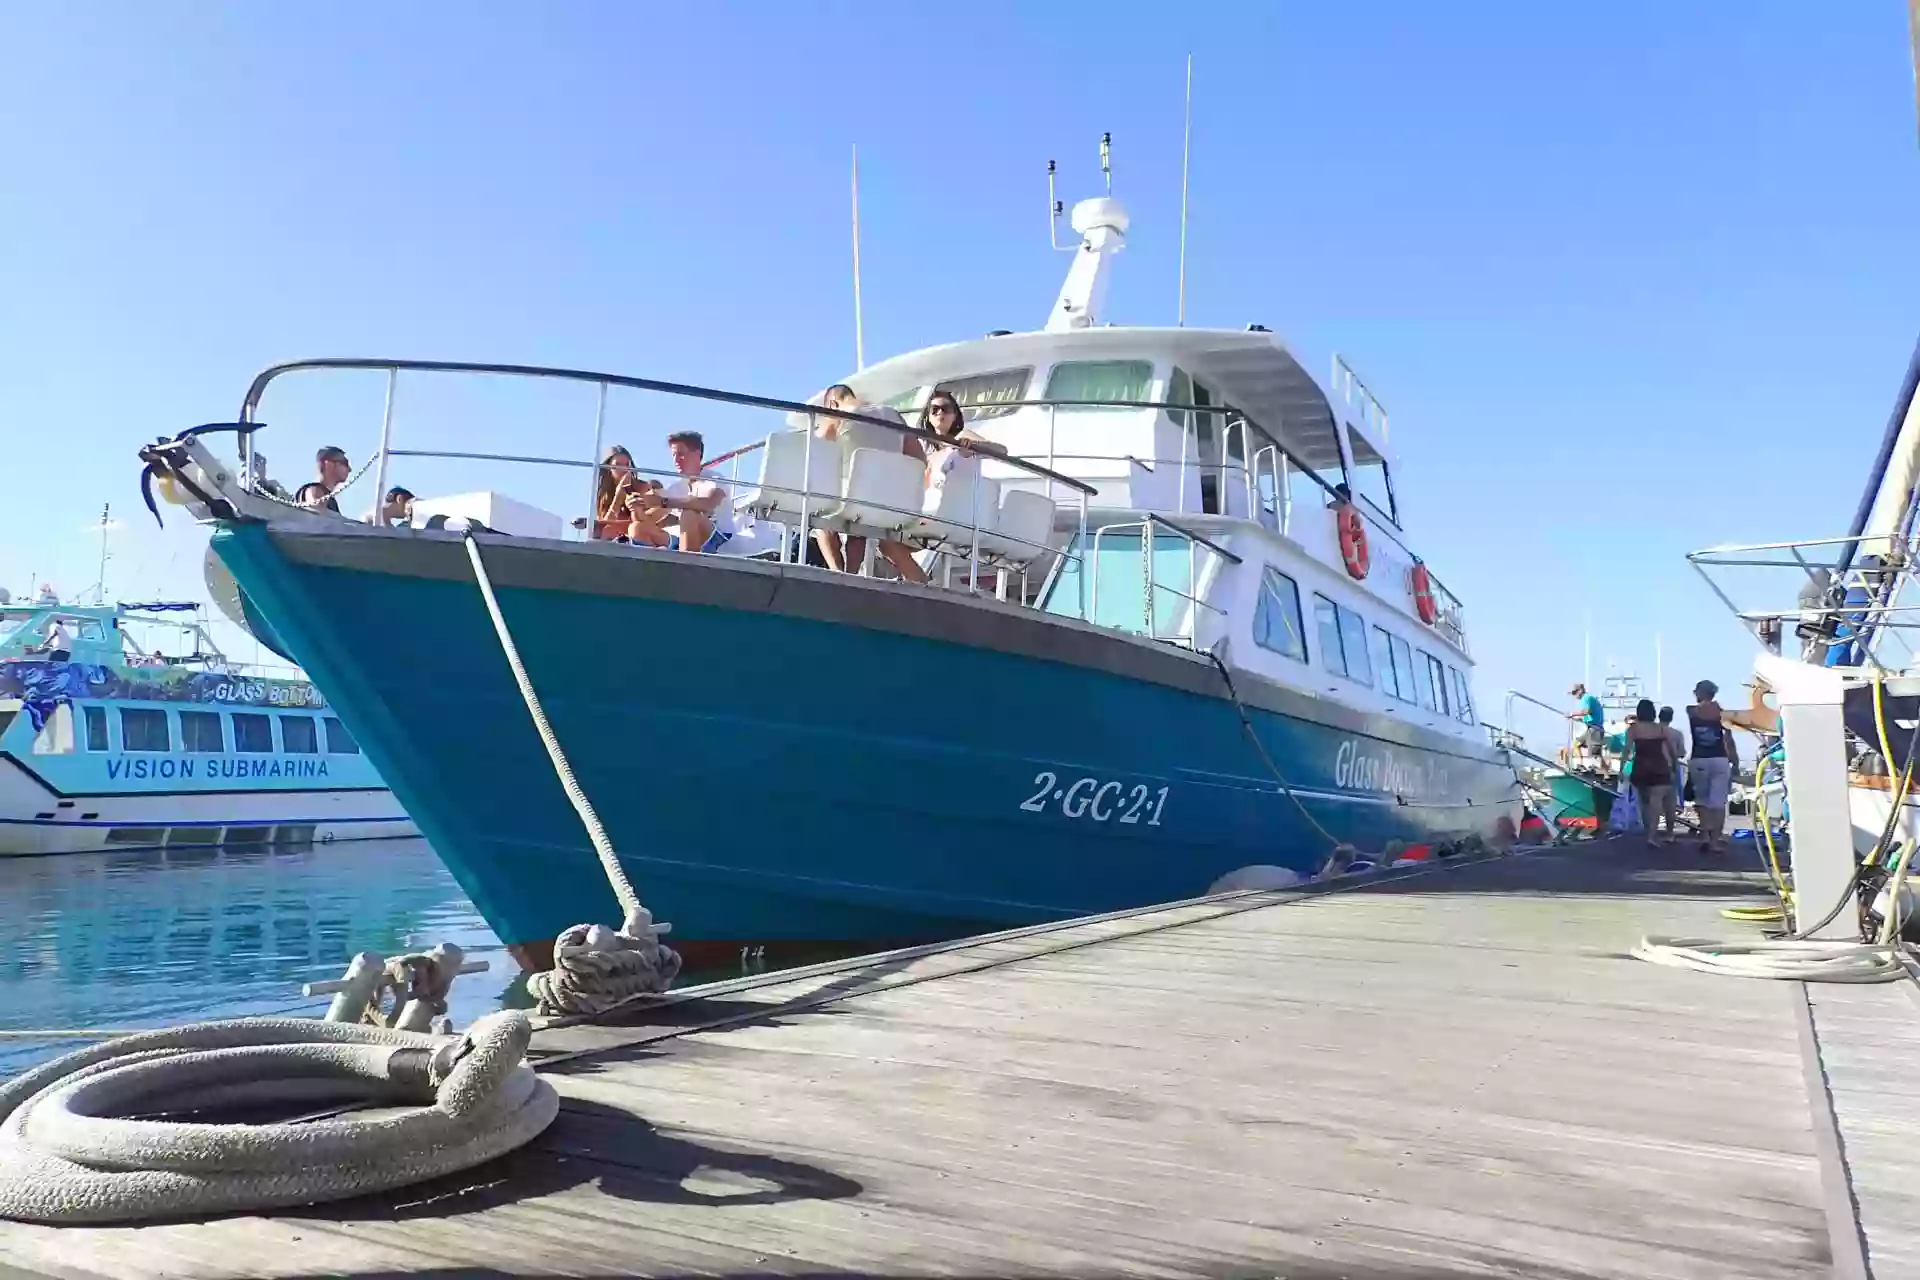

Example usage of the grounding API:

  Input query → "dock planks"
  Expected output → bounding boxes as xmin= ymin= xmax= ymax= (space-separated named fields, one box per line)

xmin=2 ymin=841 xmax=1917 ymax=1278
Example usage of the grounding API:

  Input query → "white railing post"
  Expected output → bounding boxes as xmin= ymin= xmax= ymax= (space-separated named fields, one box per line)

xmin=584 ymin=381 xmax=607 ymax=539
xmin=1046 ymin=403 xmax=1058 ymax=505
xmin=1077 ymin=492 xmax=1089 ymax=621
xmin=798 ymin=411 xmax=816 ymax=567
xmin=368 ymin=368 xmax=398 ymax=523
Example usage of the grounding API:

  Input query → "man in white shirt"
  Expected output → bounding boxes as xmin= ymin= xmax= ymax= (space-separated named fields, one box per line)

xmin=37 ymin=617 xmax=74 ymax=661
xmin=811 ymin=384 xmax=927 ymax=583
xmin=633 ymin=431 xmax=732 ymax=554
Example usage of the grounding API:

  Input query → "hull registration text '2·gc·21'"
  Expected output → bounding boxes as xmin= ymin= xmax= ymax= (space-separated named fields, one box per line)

xmin=136 ymin=149 xmax=1521 ymax=971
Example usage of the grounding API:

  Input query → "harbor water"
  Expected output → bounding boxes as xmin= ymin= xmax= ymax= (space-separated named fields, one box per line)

xmin=0 ymin=837 xmax=834 ymax=1079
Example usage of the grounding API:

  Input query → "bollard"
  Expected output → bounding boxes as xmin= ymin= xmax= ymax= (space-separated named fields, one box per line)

xmin=305 ymin=952 xmax=386 ymax=1023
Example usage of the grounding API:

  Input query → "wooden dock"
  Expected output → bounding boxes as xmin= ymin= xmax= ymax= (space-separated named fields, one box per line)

xmin=4 ymin=840 xmax=1919 ymax=1279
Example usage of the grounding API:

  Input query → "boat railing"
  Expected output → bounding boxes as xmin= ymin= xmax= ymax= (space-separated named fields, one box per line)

xmin=232 ymin=358 xmax=1250 ymax=650
xmin=1503 ymin=688 xmax=1573 ymax=759
xmin=1086 ymin=515 xmax=1241 ymax=645
xmin=1687 ymin=530 xmax=1920 ymax=668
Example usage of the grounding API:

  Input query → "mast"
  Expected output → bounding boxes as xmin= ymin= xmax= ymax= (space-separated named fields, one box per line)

xmin=1177 ymin=55 xmax=1193 ymax=327
xmin=851 ymin=143 xmax=866 ymax=371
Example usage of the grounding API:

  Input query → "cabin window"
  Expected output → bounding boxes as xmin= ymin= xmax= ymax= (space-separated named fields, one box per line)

xmin=933 ymin=367 xmax=1031 ymax=422
xmin=31 ymin=703 xmax=76 ymax=755
xmin=179 ymin=710 xmax=225 ymax=753
xmin=280 ymin=715 xmax=318 ymax=754
xmin=232 ymin=713 xmax=274 ymax=753
xmin=1348 ymin=433 xmax=1398 ymax=526
xmin=883 ymin=386 xmax=926 ymax=412
xmin=1370 ymin=626 xmax=1417 ymax=703
xmin=1041 ymin=530 xmax=1195 ymax=637
xmin=1390 ymin=634 xmax=1416 ymax=703
xmin=323 ymin=717 xmax=361 ymax=755
xmin=1449 ymin=667 xmax=1476 ymax=725
xmin=120 ymin=708 xmax=171 ymax=753
xmin=1044 ymin=360 xmax=1153 ymax=409
xmin=82 ymin=705 xmax=109 ymax=751
xmin=1253 ymin=567 xmax=1307 ymax=662
xmin=1313 ymin=595 xmax=1372 ymax=686
xmin=1414 ymin=651 xmax=1449 ymax=716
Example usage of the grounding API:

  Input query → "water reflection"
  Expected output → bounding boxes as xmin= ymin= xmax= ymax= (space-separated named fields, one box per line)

xmin=0 ymin=837 xmax=507 ymax=1075
xmin=0 ymin=838 xmax=879 ymax=1077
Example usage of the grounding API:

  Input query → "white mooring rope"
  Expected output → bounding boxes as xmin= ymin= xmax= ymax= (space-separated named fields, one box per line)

xmin=462 ymin=533 xmax=682 ymax=1013
xmin=0 ymin=1014 xmax=556 ymax=1225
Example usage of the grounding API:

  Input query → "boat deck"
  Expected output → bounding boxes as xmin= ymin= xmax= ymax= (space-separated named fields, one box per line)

xmin=4 ymin=840 xmax=1918 ymax=1279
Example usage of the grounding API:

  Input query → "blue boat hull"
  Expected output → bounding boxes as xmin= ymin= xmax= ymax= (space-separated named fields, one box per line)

xmin=211 ymin=525 xmax=1520 ymax=964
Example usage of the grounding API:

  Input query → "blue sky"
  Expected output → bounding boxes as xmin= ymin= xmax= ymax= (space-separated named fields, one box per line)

xmin=3 ymin=2 xmax=1917 ymax=733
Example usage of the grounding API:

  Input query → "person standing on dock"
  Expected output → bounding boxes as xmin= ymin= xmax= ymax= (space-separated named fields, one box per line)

xmin=1687 ymin=681 xmax=1738 ymax=854
xmin=1568 ymin=682 xmax=1604 ymax=765
xmin=1625 ymin=699 xmax=1678 ymax=846
xmin=1658 ymin=705 xmax=1688 ymax=834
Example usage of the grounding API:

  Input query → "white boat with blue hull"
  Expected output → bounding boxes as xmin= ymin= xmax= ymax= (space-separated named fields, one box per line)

xmin=0 ymin=598 xmax=415 ymax=856
xmin=142 ymin=185 xmax=1521 ymax=968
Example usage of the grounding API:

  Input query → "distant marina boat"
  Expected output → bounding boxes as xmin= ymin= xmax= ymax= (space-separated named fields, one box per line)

xmin=141 ymin=175 xmax=1522 ymax=967
xmin=0 ymin=595 xmax=415 ymax=856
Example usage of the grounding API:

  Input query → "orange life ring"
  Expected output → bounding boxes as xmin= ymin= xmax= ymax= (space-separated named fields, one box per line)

xmin=1336 ymin=503 xmax=1369 ymax=579
xmin=1410 ymin=561 xmax=1437 ymax=624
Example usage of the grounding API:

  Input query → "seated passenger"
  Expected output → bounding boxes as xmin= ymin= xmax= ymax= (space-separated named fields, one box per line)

xmin=626 ymin=431 xmax=734 ymax=554
xmin=585 ymin=445 xmax=665 ymax=542
xmin=812 ymin=384 xmax=927 ymax=583
xmin=294 ymin=445 xmax=351 ymax=513
xmin=366 ymin=486 xmax=415 ymax=527
xmin=921 ymin=393 xmax=1005 ymax=494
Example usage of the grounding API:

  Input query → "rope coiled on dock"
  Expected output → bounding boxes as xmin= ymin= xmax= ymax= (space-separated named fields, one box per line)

xmin=464 ymin=533 xmax=681 ymax=1016
xmin=0 ymin=1013 xmax=557 ymax=1224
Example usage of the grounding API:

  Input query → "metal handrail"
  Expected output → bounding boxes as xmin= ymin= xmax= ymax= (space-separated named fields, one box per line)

xmin=238 ymin=357 xmax=1097 ymax=496
xmin=245 ymin=359 xmax=1466 ymax=628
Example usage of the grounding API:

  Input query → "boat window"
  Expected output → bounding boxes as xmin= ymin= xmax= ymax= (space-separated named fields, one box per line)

xmin=179 ymin=710 xmax=225 ymax=753
xmin=1370 ymin=626 xmax=1416 ymax=702
xmin=1449 ymin=666 xmax=1476 ymax=724
xmin=1041 ymin=530 xmax=1197 ymax=637
xmin=1348 ymin=433 xmax=1397 ymax=525
xmin=0 ymin=707 xmax=16 ymax=740
xmin=883 ymin=386 xmax=926 ymax=412
xmin=1044 ymin=360 xmax=1153 ymax=410
xmin=1390 ymin=634 xmax=1415 ymax=703
xmin=31 ymin=703 xmax=76 ymax=755
xmin=1337 ymin=604 xmax=1372 ymax=687
xmin=82 ymin=705 xmax=109 ymax=752
xmin=1414 ymin=651 xmax=1450 ymax=716
xmin=1313 ymin=595 xmax=1372 ymax=685
xmin=280 ymin=715 xmax=318 ymax=754
xmin=232 ymin=712 xmax=274 ymax=753
xmin=120 ymin=707 xmax=171 ymax=753
xmin=933 ymin=367 xmax=1031 ymax=422
xmin=323 ymin=716 xmax=361 ymax=755
xmin=1253 ymin=567 xmax=1307 ymax=662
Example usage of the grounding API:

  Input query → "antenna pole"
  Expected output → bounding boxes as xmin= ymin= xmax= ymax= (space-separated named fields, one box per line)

xmin=851 ymin=143 xmax=865 ymax=371
xmin=1100 ymin=132 xmax=1112 ymax=194
xmin=1655 ymin=633 xmax=1663 ymax=704
xmin=95 ymin=503 xmax=110 ymax=605
xmin=1177 ymin=54 xmax=1193 ymax=327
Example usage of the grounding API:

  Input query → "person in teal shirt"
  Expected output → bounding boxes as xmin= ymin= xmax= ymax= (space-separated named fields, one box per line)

xmin=1568 ymin=682 xmax=1605 ymax=763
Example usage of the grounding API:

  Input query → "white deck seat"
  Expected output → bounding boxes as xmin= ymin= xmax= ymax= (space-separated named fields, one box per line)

xmin=912 ymin=469 xmax=1001 ymax=554
xmin=839 ymin=448 xmax=925 ymax=537
xmin=979 ymin=489 xmax=1056 ymax=565
xmin=736 ymin=430 xmax=844 ymax=530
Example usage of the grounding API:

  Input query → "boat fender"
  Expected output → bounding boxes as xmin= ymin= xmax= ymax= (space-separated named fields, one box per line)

xmin=1207 ymin=865 xmax=1306 ymax=894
